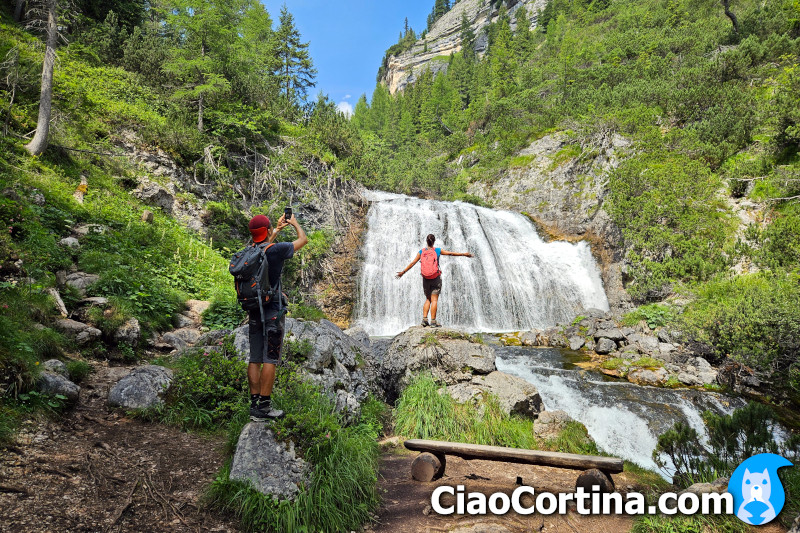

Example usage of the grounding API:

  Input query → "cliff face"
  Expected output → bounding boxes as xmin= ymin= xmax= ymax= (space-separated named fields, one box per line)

xmin=381 ymin=0 xmax=547 ymax=94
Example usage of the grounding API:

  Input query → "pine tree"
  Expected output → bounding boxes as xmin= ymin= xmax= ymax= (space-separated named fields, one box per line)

xmin=228 ymin=2 xmax=278 ymax=105
xmin=514 ymin=5 xmax=533 ymax=57
xmin=490 ymin=16 xmax=516 ymax=99
xmin=351 ymin=93 xmax=370 ymax=131
xmin=274 ymin=4 xmax=317 ymax=110
xmin=163 ymin=0 xmax=239 ymax=132
xmin=459 ymin=10 xmax=475 ymax=59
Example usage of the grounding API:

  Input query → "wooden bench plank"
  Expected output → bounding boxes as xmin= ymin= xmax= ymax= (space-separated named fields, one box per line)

xmin=404 ymin=439 xmax=624 ymax=473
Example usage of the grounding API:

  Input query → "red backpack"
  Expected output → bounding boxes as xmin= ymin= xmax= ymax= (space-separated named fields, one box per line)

xmin=420 ymin=248 xmax=441 ymax=279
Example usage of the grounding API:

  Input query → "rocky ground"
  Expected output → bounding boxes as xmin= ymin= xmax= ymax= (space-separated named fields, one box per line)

xmin=0 ymin=362 xmax=235 ymax=533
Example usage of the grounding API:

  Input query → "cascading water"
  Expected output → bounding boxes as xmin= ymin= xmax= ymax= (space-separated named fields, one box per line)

xmin=354 ymin=192 xmax=609 ymax=337
xmin=495 ymin=346 xmax=744 ymax=476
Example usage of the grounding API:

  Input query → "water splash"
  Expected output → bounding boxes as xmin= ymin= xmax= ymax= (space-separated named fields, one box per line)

xmin=354 ymin=192 xmax=609 ymax=336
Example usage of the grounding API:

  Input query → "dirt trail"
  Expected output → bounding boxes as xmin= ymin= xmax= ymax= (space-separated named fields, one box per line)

xmin=371 ymin=447 xmax=788 ymax=533
xmin=0 ymin=362 xmax=236 ymax=533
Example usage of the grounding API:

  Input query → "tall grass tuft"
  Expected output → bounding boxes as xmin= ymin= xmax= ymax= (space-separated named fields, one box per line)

xmin=394 ymin=372 xmax=538 ymax=449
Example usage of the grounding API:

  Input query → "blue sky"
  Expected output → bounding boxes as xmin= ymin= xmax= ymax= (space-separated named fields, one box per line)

xmin=260 ymin=0 xmax=434 ymax=114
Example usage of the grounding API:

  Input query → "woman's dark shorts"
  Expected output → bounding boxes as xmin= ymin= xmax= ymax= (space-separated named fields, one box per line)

xmin=422 ymin=275 xmax=442 ymax=299
xmin=248 ymin=310 xmax=285 ymax=365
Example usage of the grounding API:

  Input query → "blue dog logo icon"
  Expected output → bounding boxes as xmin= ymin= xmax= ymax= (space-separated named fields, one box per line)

xmin=728 ymin=453 xmax=792 ymax=525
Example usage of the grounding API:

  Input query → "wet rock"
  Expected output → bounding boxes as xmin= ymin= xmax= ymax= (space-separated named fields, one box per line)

xmin=568 ymin=335 xmax=585 ymax=351
xmin=59 ymin=237 xmax=80 ymax=249
xmin=446 ymin=371 xmax=543 ymax=417
xmin=595 ymin=338 xmax=617 ymax=355
xmin=628 ymin=367 xmax=668 ymax=386
xmin=43 ymin=359 xmax=68 ymax=377
xmin=381 ymin=327 xmax=495 ymax=403
xmin=595 ymin=328 xmax=624 ymax=341
xmin=65 ymin=272 xmax=100 ymax=295
xmin=678 ymin=372 xmax=701 ymax=386
xmin=533 ymin=410 xmax=573 ymax=441
xmin=114 ymin=317 xmax=141 ymax=347
xmin=108 ymin=365 xmax=173 ymax=409
xmin=230 ymin=424 xmax=310 ymax=500
xmin=38 ymin=372 xmax=80 ymax=403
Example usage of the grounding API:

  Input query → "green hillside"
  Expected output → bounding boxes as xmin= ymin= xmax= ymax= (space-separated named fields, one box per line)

xmin=354 ymin=0 xmax=800 ymax=403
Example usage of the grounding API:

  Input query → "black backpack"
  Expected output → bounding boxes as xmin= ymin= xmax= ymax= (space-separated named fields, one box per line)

xmin=229 ymin=242 xmax=284 ymax=331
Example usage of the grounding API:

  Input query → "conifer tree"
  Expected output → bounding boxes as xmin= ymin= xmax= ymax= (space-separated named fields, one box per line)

xmin=490 ymin=15 xmax=516 ymax=99
xmin=514 ymin=5 xmax=533 ymax=57
xmin=274 ymin=4 xmax=317 ymax=110
xmin=459 ymin=10 xmax=475 ymax=59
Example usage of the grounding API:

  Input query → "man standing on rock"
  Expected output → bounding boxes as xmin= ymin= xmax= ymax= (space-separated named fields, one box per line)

xmin=396 ymin=234 xmax=473 ymax=328
xmin=245 ymin=213 xmax=307 ymax=421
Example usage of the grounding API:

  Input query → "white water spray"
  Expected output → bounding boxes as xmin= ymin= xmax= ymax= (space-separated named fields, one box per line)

xmin=354 ymin=192 xmax=609 ymax=336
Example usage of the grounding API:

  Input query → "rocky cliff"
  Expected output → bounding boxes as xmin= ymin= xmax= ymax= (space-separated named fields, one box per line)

xmin=381 ymin=0 xmax=547 ymax=94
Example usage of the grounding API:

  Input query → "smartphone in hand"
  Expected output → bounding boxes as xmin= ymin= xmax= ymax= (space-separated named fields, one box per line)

xmin=284 ymin=206 xmax=293 ymax=221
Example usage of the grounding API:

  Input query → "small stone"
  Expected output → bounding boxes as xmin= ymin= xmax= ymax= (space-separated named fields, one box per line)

xmin=141 ymin=210 xmax=154 ymax=223
xmin=65 ymin=272 xmax=100 ymax=295
xmin=73 ymin=224 xmax=108 ymax=236
xmin=108 ymin=365 xmax=173 ymax=409
xmin=59 ymin=237 xmax=80 ymax=249
xmin=595 ymin=338 xmax=617 ymax=355
xmin=43 ymin=359 xmax=68 ymax=377
xmin=38 ymin=372 xmax=80 ymax=403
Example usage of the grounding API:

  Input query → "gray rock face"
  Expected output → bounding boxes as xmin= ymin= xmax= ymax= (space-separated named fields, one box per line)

xmin=43 ymin=359 xmax=68 ymax=377
xmin=229 ymin=424 xmax=310 ymax=500
xmin=628 ymin=367 xmax=668 ymax=386
xmin=595 ymin=328 xmax=625 ymax=341
xmin=533 ymin=410 xmax=574 ymax=441
xmin=132 ymin=178 xmax=176 ymax=213
xmin=233 ymin=319 xmax=380 ymax=413
xmin=65 ymin=272 xmax=100 ymax=295
xmin=54 ymin=319 xmax=102 ymax=345
xmin=38 ymin=372 xmax=80 ymax=403
xmin=445 ymin=371 xmax=543 ymax=417
xmin=568 ymin=335 xmax=585 ymax=351
xmin=59 ymin=237 xmax=80 ymax=249
xmin=108 ymin=365 xmax=173 ymax=409
xmin=595 ymin=337 xmax=617 ymax=355
xmin=380 ymin=327 xmax=496 ymax=403
xmin=114 ymin=317 xmax=141 ymax=347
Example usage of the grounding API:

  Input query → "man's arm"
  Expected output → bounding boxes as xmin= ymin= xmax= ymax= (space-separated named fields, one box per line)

xmin=289 ymin=214 xmax=308 ymax=251
xmin=268 ymin=215 xmax=290 ymax=243
xmin=441 ymin=250 xmax=473 ymax=257
xmin=396 ymin=253 xmax=421 ymax=278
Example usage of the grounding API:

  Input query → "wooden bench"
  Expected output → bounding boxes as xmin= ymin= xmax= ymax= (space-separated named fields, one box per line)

xmin=404 ymin=439 xmax=624 ymax=492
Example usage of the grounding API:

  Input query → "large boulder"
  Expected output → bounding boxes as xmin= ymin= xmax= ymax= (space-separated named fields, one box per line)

xmin=65 ymin=272 xmax=100 ymax=295
xmin=38 ymin=372 xmax=80 ymax=403
xmin=114 ymin=317 xmax=141 ymax=347
xmin=445 ymin=371 xmax=543 ymax=417
xmin=108 ymin=365 xmax=173 ymax=409
xmin=230 ymin=424 xmax=310 ymax=500
xmin=232 ymin=318 xmax=380 ymax=409
xmin=628 ymin=367 xmax=669 ymax=386
xmin=595 ymin=337 xmax=617 ymax=355
xmin=533 ymin=410 xmax=574 ymax=441
xmin=380 ymin=327 xmax=496 ymax=403
xmin=594 ymin=328 xmax=625 ymax=342
xmin=54 ymin=318 xmax=102 ymax=345
xmin=43 ymin=359 xmax=68 ymax=377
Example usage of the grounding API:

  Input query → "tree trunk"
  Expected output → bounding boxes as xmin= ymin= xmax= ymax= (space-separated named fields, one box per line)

xmin=721 ymin=0 xmax=740 ymax=37
xmin=198 ymin=41 xmax=205 ymax=132
xmin=14 ymin=0 xmax=26 ymax=22
xmin=25 ymin=0 xmax=57 ymax=156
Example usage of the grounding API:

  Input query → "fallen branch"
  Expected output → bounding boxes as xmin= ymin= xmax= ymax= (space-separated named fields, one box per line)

xmin=105 ymin=477 xmax=139 ymax=532
xmin=0 ymin=484 xmax=31 ymax=495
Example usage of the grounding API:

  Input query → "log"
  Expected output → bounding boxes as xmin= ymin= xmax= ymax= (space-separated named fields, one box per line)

xmin=411 ymin=452 xmax=445 ymax=482
xmin=576 ymin=468 xmax=615 ymax=494
xmin=404 ymin=439 xmax=624 ymax=474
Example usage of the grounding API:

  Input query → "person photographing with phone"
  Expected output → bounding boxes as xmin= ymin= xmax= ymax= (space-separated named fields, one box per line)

xmin=230 ymin=208 xmax=307 ymax=421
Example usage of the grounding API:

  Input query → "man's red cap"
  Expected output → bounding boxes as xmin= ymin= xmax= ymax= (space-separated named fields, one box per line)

xmin=249 ymin=215 xmax=270 ymax=243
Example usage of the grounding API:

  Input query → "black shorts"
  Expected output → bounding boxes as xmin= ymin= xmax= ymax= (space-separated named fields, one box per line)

xmin=422 ymin=276 xmax=442 ymax=299
xmin=247 ymin=311 xmax=285 ymax=364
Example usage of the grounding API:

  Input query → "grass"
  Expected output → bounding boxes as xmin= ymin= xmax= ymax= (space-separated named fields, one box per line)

xmin=632 ymin=514 xmax=748 ymax=533
xmin=66 ymin=360 xmax=93 ymax=383
xmin=632 ymin=357 xmax=663 ymax=369
xmin=205 ymin=363 xmax=382 ymax=532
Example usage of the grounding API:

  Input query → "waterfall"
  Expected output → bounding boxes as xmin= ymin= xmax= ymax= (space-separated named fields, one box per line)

xmin=353 ymin=192 xmax=609 ymax=336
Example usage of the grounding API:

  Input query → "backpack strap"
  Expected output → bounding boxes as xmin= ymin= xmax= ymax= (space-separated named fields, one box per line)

xmin=255 ymin=243 xmax=276 ymax=345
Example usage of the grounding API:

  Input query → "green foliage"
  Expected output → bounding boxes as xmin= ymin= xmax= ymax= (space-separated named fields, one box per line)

xmin=206 ymin=363 xmax=380 ymax=533
xmin=287 ymin=303 xmax=326 ymax=321
xmin=283 ymin=338 xmax=314 ymax=364
xmin=622 ymin=304 xmax=675 ymax=329
xmin=608 ymin=152 xmax=735 ymax=300
xmin=679 ymin=272 xmax=800 ymax=395
xmin=632 ymin=514 xmax=747 ymax=533
xmin=202 ymin=294 xmax=246 ymax=331
xmin=66 ymin=360 xmax=93 ymax=383
xmin=394 ymin=373 xmax=538 ymax=449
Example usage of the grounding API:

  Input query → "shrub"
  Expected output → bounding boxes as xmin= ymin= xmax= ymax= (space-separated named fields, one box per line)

xmin=66 ymin=360 xmax=93 ymax=383
xmin=287 ymin=303 xmax=326 ymax=321
xmin=622 ymin=304 xmax=674 ymax=329
xmin=203 ymin=295 xmax=246 ymax=330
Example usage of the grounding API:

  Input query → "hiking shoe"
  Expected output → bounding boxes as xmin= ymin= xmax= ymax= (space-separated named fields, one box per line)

xmin=430 ymin=320 xmax=441 ymax=328
xmin=421 ymin=318 xmax=430 ymax=327
xmin=250 ymin=405 xmax=285 ymax=421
